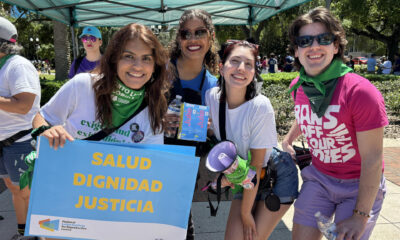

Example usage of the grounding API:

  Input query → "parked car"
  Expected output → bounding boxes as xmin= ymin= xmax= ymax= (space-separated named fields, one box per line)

xmin=352 ymin=57 xmax=368 ymax=65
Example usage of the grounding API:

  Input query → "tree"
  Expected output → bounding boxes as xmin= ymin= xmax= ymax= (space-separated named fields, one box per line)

xmin=335 ymin=0 xmax=400 ymax=61
xmin=53 ymin=20 xmax=70 ymax=80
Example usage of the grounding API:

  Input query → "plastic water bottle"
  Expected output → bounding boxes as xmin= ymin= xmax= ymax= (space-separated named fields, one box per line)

xmin=315 ymin=211 xmax=337 ymax=240
xmin=165 ymin=95 xmax=182 ymax=138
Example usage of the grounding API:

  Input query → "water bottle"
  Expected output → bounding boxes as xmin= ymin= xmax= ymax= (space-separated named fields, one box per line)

xmin=315 ymin=211 xmax=337 ymax=240
xmin=165 ymin=95 xmax=182 ymax=138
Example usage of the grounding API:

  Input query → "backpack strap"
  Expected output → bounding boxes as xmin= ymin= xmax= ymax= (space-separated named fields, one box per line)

xmin=73 ymin=56 xmax=84 ymax=76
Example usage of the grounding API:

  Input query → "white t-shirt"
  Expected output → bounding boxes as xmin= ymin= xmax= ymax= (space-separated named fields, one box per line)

xmin=382 ymin=60 xmax=392 ymax=74
xmin=205 ymin=87 xmax=277 ymax=167
xmin=0 ymin=55 xmax=41 ymax=141
xmin=40 ymin=73 xmax=163 ymax=144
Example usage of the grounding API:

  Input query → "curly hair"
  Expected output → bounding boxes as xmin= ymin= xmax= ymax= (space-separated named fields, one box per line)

xmin=288 ymin=7 xmax=348 ymax=67
xmin=218 ymin=41 xmax=258 ymax=102
xmin=93 ymin=23 xmax=171 ymax=134
xmin=0 ymin=42 xmax=22 ymax=55
xmin=169 ymin=9 xmax=219 ymax=75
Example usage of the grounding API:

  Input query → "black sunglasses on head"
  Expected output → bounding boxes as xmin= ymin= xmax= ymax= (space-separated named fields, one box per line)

xmin=226 ymin=39 xmax=259 ymax=50
xmin=179 ymin=28 xmax=208 ymax=40
xmin=295 ymin=33 xmax=335 ymax=48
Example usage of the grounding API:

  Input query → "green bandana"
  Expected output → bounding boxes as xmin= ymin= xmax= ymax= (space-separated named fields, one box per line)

xmin=111 ymin=78 xmax=145 ymax=127
xmin=288 ymin=59 xmax=352 ymax=117
xmin=0 ymin=54 xmax=14 ymax=69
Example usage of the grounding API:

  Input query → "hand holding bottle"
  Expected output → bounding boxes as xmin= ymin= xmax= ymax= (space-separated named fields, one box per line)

xmin=164 ymin=95 xmax=182 ymax=138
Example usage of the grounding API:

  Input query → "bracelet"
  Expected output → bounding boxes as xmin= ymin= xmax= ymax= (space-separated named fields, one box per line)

xmin=31 ymin=125 xmax=51 ymax=139
xmin=353 ymin=209 xmax=370 ymax=218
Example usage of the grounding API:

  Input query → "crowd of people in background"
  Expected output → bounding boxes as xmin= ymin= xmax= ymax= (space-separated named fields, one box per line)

xmin=259 ymin=52 xmax=296 ymax=74
xmin=0 ymin=5 xmax=395 ymax=240
xmin=344 ymin=52 xmax=400 ymax=75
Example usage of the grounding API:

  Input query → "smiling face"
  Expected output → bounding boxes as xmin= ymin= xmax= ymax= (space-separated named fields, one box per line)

xmin=117 ymin=38 xmax=155 ymax=90
xmin=220 ymin=46 xmax=255 ymax=91
xmin=295 ymin=22 xmax=338 ymax=76
xmin=179 ymin=17 xmax=211 ymax=61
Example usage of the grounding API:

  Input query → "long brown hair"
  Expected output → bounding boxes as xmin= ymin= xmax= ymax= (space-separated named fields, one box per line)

xmin=93 ymin=23 xmax=171 ymax=134
xmin=169 ymin=9 xmax=219 ymax=75
xmin=288 ymin=7 xmax=348 ymax=67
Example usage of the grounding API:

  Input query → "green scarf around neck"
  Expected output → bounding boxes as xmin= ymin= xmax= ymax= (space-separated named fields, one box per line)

xmin=288 ymin=59 xmax=352 ymax=118
xmin=111 ymin=78 xmax=145 ymax=127
xmin=0 ymin=54 xmax=14 ymax=69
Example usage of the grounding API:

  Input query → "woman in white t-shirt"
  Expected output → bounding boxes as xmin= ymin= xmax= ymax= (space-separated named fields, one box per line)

xmin=205 ymin=40 xmax=298 ymax=240
xmin=33 ymin=23 xmax=171 ymax=147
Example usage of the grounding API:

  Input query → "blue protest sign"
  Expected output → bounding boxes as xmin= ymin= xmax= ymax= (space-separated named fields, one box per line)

xmin=26 ymin=138 xmax=199 ymax=240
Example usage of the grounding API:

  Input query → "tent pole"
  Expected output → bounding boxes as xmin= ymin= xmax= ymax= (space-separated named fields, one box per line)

xmin=69 ymin=7 xmax=78 ymax=60
xmin=248 ymin=6 xmax=253 ymax=38
xmin=70 ymin=26 xmax=78 ymax=60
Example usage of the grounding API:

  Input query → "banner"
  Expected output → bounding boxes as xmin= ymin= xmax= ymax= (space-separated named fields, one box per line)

xmin=26 ymin=138 xmax=199 ymax=240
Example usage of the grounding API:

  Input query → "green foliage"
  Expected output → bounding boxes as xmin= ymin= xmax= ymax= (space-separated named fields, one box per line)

xmin=262 ymin=83 xmax=294 ymax=136
xmin=40 ymin=80 xmax=67 ymax=106
xmin=353 ymin=64 xmax=367 ymax=73
xmin=261 ymin=72 xmax=299 ymax=85
xmin=359 ymin=74 xmax=400 ymax=82
xmin=372 ymin=80 xmax=400 ymax=114
xmin=215 ymin=25 xmax=246 ymax=45
xmin=39 ymin=74 xmax=55 ymax=81
xmin=36 ymin=43 xmax=55 ymax=61
xmin=334 ymin=0 xmax=400 ymax=60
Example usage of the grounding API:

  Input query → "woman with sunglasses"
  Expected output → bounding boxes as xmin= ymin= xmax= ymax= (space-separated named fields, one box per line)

xmin=68 ymin=26 xmax=102 ymax=79
xmin=283 ymin=7 xmax=388 ymax=240
xmin=165 ymin=9 xmax=219 ymax=240
xmin=33 ymin=23 xmax=170 ymax=150
xmin=206 ymin=40 xmax=298 ymax=240
xmin=165 ymin=9 xmax=218 ymax=136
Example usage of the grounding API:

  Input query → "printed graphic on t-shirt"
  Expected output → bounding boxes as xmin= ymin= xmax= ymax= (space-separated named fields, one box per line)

xmin=77 ymin=119 xmax=143 ymax=143
xmin=295 ymin=104 xmax=356 ymax=164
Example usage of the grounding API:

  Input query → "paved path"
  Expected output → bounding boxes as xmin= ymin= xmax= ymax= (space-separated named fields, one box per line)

xmin=382 ymin=147 xmax=400 ymax=186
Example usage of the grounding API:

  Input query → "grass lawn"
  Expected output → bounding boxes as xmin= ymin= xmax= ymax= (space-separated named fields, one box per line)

xmin=40 ymin=73 xmax=55 ymax=81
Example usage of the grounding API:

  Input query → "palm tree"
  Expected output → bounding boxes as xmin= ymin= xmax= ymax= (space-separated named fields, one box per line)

xmin=53 ymin=20 xmax=70 ymax=80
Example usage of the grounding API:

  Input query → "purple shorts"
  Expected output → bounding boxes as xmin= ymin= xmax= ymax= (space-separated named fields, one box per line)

xmin=293 ymin=165 xmax=386 ymax=240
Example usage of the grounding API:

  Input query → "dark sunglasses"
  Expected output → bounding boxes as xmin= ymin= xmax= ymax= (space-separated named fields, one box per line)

xmin=295 ymin=33 xmax=335 ymax=48
xmin=179 ymin=28 xmax=208 ymax=40
xmin=226 ymin=39 xmax=259 ymax=50
xmin=81 ymin=35 xmax=97 ymax=43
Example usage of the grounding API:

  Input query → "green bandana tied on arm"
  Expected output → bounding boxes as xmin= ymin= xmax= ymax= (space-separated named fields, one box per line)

xmin=288 ymin=59 xmax=352 ymax=117
xmin=111 ymin=78 xmax=145 ymax=127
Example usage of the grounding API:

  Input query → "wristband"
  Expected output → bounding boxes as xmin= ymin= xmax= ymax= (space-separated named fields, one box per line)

xmin=31 ymin=125 xmax=51 ymax=139
xmin=353 ymin=209 xmax=370 ymax=218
